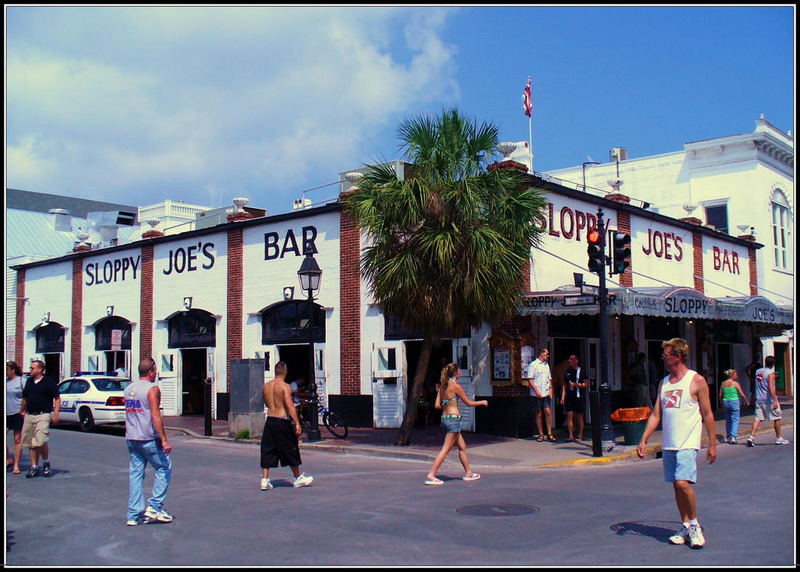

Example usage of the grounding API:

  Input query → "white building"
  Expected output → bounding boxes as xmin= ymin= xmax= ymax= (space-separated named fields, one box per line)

xmin=11 ymin=159 xmax=791 ymax=436
xmin=543 ymin=115 xmax=794 ymax=397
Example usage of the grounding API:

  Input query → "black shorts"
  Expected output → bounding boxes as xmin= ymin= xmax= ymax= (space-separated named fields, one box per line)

xmin=7 ymin=413 xmax=23 ymax=432
xmin=260 ymin=417 xmax=302 ymax=468
xmin=564 ymin=395 xmax=586 ymax=414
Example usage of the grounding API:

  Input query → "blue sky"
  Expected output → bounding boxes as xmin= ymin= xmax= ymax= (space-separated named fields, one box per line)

xmin=6 ymin=6 xmax=794 ymax=216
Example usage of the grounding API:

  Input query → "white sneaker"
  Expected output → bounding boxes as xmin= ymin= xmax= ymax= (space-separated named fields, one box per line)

xmin=746 ymin=437 xmax=755 ymax=447
xmin=144 ymin=506 xmax=173 ymax=523
xmin=293 ymin=473 xmax=314 ymax=488
xmin=260 ymin=478 xmax=273 ymax=491
xmin=668 ymin=526 xmax=690 ymax=545
xmin=775 ymin=437 xmax=790 ymax=445
xmin=688 ymin=524 xmax=706 ymax=549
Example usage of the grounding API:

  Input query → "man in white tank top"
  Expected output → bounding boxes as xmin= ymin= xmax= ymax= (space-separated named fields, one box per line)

xmin=636 ymin=338 xmax=717 ymax=549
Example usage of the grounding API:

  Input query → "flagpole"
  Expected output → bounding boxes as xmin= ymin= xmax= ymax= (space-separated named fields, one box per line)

xmin=522 ymin=76 xmax=534 ymax=173
xmin=528 ymin=114 xmax=533 ymax=173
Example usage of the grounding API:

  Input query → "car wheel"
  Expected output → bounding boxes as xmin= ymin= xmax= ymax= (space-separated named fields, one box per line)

xmin=79 ymin=408 xmax=95 ymax=432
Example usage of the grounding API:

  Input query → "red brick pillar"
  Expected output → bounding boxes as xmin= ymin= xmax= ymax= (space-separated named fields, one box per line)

xmin=692 ymin=232 xmax=704 ymax=293
xmin=140 ymin=245 xmax=154 ymax=361
xmin=71 ymin=259 xmax=83 ymax=374
xmin=736 ymin=235 xmax=759 ymax=296
xmin=339 ymin=207 xmax=361 ymax=396
xmin=15 ymin=270 xmax=26 ymax=364
xmin=227 ymin=227 xmax=244 ymax=392
xmin=748 ymin=246 xmax=758 ymax=296
xmin=522 ymin=259 xmax=531 ymax=291
xmin=615 ymin=210 xmax=633 ymax=287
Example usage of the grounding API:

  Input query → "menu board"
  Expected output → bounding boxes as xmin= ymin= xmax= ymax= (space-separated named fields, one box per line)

xmin=493 ymin=346 xmax=512 ymax=380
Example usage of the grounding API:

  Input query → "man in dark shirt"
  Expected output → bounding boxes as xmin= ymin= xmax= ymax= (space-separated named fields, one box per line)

xmin=20 ymin=360 xmax=60 ymax=478
xmin=561 ymin=354 xmax=589 ymax=441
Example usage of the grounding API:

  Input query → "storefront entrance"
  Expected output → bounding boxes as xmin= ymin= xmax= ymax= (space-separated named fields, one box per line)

xmin=181 ymin=348 xmax=207 ymax=416
xmin=405 ymin=340 xmax=452 ymax=427
xmin=551 ymin=338 xmax=598 ymax=428
xmin=278 ymin=345 xmax=311 ymax=388
xmin=44 ymin=353 xmax=62 ymax=383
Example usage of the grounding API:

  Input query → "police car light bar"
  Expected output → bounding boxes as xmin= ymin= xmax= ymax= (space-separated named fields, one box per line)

xmin=72 ymin=371 xmax=119 ymax=376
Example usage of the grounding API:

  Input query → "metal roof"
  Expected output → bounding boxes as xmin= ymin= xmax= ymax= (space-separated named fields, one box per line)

xmin=6 ymin=209 xmax=139 ymax=263
xmin=6 ymin=188 xmax=136 ymax=218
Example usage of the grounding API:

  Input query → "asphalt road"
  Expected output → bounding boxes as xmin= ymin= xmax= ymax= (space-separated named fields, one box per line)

xmin=5 ymin=426 xmax=795 ymax=566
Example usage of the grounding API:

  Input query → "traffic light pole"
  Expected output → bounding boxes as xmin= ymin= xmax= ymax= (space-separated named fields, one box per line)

xmin=594 ymin=208 xmax=615 ymax=453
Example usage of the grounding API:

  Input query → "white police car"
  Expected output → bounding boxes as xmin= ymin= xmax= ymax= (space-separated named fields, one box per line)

xmin=57 ymin=372 xmax=130 ymax=432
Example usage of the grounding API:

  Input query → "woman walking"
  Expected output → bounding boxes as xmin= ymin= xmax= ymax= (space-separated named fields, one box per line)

xmin=424 ymin=363 xmax=488 ymax=485
xmin=719 ymin=369 xmax=749 ymax=444
xmin=6 ymin=361 xmax=26 ymax=474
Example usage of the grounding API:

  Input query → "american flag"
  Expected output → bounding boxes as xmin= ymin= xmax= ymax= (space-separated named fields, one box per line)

xmin=522 ymin=77 xmax=533 ymax=117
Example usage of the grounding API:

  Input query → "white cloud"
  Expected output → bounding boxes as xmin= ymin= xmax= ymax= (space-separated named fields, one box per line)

xmin=6 ymin=7 xmax=459 ymax=213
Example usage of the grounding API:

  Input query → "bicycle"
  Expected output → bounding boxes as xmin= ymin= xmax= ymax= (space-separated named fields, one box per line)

xmin=297 ymin=396 xmax=349 ymax=439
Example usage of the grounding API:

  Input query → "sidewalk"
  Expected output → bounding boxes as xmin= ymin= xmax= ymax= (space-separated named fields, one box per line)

xmin=164 ymin=396 xmax=793 ymax=470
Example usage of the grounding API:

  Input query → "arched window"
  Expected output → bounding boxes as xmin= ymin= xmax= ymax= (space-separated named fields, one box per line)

xmin=94 ymin=316 xmax=132 ymax=351
xmin=168 ymin=309 xmax=217 ymax=349
xmin=771 ymin=189 xmax=793 ymax=270
xmin=261 ymin=301 xmax=325 ymax=344
xmin=36 ymin=322 xmax=65 ymax=354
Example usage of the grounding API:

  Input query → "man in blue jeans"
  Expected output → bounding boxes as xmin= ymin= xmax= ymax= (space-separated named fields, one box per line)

xmin=124 ymin=358 xmax=173 ymax=526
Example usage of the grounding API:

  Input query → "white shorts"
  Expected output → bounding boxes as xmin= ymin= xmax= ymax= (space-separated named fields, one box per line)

xmin=754 ymin=402 xmax=781 ymax=422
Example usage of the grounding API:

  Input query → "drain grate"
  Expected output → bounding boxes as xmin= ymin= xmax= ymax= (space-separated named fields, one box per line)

xmin=456 ymin=504 xmax=540 ymax=517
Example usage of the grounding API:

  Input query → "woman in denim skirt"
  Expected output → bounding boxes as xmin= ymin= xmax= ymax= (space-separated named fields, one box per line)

xmin=424 ymin=363 xmax=488 ymax=485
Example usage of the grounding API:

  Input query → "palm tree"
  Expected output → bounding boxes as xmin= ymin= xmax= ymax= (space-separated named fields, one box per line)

xmin=345 ymin=108 xmax=547 ymax=445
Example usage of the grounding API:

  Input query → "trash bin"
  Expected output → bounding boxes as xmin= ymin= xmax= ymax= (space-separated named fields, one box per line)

xmin=611 ymin=407 xmax=651 ymax=445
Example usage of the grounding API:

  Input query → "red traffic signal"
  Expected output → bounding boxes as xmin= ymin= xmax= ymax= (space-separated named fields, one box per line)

xmin=586 ymin=229 xmax=604 ymax=274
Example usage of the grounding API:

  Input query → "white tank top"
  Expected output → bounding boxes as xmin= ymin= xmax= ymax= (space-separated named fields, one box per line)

xmin=660 ymin=369 xmax=702 ymax=450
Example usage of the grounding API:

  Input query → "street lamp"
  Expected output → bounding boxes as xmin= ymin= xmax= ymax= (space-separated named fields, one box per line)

xmin=298 ymin=246 xmax=322 ymax=442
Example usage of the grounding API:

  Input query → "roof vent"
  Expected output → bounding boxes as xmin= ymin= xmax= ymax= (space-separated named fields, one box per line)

xmin=609 ymin=147 xmax=628 ymax=162
xmin=49 ymin=208 xmax=72 ymax=232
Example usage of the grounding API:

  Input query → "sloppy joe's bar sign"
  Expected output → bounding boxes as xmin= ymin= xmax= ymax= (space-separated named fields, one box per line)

xmin=539 ymin=203 xmax=609 ymax=241
xmin=626 ymin=289 xmax=715 ymax=319
xmin=715 ymin=297 xmax=793 ymax=324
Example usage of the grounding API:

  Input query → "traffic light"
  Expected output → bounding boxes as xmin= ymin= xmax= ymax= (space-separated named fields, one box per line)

xmin=611 ymin=232 xmax=631 ymax=274
xmin=587 ymin=229 xmax=604 ymax=274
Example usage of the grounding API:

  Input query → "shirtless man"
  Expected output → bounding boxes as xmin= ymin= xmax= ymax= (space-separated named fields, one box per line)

xmin=260 ymin=361 xmax=314 ymax=491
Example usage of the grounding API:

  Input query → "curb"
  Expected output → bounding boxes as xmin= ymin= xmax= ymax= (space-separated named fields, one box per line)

xmin=167 ymin=420 xmax=792 ymax=468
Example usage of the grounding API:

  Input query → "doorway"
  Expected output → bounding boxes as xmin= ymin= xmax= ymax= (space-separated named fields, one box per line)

xmin=105 ymin=350 xmax=128 ymax=377
xmin=181 ymin=348 xmax=207 ymax=416
xmin=552 ymin=339 xmax=584 ymax=429
xmin=773 ymin=342 xmax=787 ymax=394
xmin=278 ymin=345 xmax=311 ymax=387
xmin=43 ymin=353 xmax=62 ymax=383
xmin=405 ymin=340 xmax=452 ymax=427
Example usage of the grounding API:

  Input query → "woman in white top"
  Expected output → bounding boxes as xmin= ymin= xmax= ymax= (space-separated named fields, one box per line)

xmin=6 ymin=360 xmax=26 ymax=474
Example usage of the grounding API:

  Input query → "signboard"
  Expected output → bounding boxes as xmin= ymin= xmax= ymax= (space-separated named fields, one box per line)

xmin=563 ymin=295 xmax=596 ymax=306
xmin=624 ymin=288 xmax=716 ymax=320
xmin=111 ymin=329 xmax=123 ymax=351
xmin=492 ymin=346 xmax=512 ymax=380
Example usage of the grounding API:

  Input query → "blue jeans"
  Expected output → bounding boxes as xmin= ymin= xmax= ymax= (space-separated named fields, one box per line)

xmin=127 ymin=439 xmax=172 ymax=520
xmin=723 ymin=399 xmax=741 ymax=440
